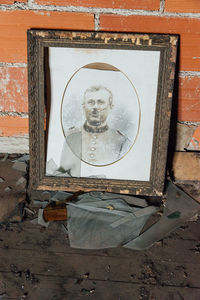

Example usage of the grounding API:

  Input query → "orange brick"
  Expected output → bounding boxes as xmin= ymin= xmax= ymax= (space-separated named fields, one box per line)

xmin=187 ymin=126 xmax=200 ymax=151
xmin=165 ymin=0 xmax=200 ymax=13
xmin=35 ymin=0 xmax=160 ymax=10
xmin=0 ymin=0 xmax=26 ymax=3
xmin=0 ymin=67 xmax=28 ymax=112
xmin=100 ymin=15 xmax=200 ymax=71
xmin=0 ymin=116 xmax=28 ymax=136
xmin=0 ymin=10 xmax=94 ymax=63
xmin=178 ymin=77 xmax=200 ymax=122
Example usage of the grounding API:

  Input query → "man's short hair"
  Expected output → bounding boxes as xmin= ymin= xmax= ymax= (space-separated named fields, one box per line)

xmin=83 ymin=86 xmax=113 ymax=107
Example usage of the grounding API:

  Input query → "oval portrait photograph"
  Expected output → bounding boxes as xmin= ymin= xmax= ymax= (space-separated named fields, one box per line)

xmin=61 ymin=62 xmax=140 ymax=167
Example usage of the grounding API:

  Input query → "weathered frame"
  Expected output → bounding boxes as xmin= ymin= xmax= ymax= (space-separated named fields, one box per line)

xmin=27 ymin=30 xmax=178 ymax=196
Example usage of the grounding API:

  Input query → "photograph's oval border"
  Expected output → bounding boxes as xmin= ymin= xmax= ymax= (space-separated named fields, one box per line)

xmin=60 ymin=62 xmax=141 ymax=167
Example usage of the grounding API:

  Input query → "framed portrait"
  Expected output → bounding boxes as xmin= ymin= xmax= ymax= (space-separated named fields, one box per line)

xmin=28 ymin=30 xmax=178 ymax=196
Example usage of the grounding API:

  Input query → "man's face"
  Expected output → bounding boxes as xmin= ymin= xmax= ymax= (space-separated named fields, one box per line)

xmin=83 ymin=89 xmax=111 ymax=126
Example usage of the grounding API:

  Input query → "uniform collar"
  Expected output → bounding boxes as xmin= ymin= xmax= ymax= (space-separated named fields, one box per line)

xmin=83 ymin=122 xmax=109 ymax=133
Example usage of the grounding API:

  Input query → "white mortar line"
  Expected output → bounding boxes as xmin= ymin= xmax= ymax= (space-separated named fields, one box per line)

xmin=0 ymin=135 xmax=29 ymax=153
xmin=26 ymin=4 xmax=160 ymax=15
xmin=1 ymin=65 xmax=200 ymax=79
xmin=0 ymin=62 xmax=27 ymax=68
xmin=28 ymin=0 xmax=35 ymax=6
xmin=0 ymin=112 xmax=29 ymax=118
xmin=179 ymin=71 xmax=200 ymax=77
xmin=1 ymin=3 xmax=200 ymax=19
xmin=0 ymin=134 xmax=29 ymax=137
xmin=160 ymin=0 xmax=165 ymax=14
xmin=0 ymin=64 xmax=200 ymax=78
xmin=94 ymin=13 xmax=100 ymax=31
xmin=1 ymin=113 xmax=199 ymax=126
xmin=0 ymin=2 xmax=28 ymax=10
xmin=178 ymin=121 xmax=200 ymax=126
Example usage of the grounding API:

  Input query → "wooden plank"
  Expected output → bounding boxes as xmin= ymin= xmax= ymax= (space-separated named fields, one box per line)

xmin=107 ymin=239 xmax=200 ymax=264
xmin=0 ymin=217 xmax=200 ymax=299
xmin=1 ymin=271 xmax=200 ymax=300
xmin=168 ymin=221 xmax=200 ymax=241
xmin=0 ymin=221 xmax=109 ymax=257
xmin=177 ymin=181 xmax=200 ymax=204
xmin=0 ymin=221 xmax=200 ymax=261
xmin=173 ymin=152 xmax=200 ymax=181
xmin=0 ymin=244 xmax=200 ymax=288
xmin=1 ymin=220 xmax=200 ymax=262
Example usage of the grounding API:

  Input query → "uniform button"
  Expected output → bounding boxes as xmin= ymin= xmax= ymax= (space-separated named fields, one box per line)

xmin=89 ymin=153 xmax=95 ymax=158
xmin=93 ymin=135 xmax=97 ymax=139
xmin=91 ymin=140 xmax=96 ymax=145
xmin=91 ymin=147 xmax=96 ymax=151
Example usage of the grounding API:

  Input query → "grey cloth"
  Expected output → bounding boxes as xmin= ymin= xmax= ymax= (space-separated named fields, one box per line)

xmin=66 ymin=192 xmax=158 ymax=249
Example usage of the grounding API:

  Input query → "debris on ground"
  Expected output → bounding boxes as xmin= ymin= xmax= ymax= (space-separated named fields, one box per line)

xmin=1 ymin=154 xmax=200 ymax=252
xmin=43 ymin=202 xmax=67 ymax=222
xmin=124 ymin=181 xmax=200 ymax=250
xmin=32 ymin=190 xmax=160 ymax=249
xmin=81 ymin=288 xmax=95 ymax=295
xmin=29 ymin=181 xmax=200 ymax=250
xmin=0 ymin=155 xmax=28 ymax=223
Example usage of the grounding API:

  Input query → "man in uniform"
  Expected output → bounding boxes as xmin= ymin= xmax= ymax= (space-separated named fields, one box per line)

xmin=59 ymin=86 xmax=131 ymax=175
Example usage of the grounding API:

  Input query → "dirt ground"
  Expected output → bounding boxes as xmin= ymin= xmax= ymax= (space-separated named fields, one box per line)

xmin=0 ymin=158 xmax=200 ymax=300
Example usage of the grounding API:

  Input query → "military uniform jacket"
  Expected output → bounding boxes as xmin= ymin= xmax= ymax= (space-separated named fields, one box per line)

xmin=65 ymin=125 xmax=132 ymax=166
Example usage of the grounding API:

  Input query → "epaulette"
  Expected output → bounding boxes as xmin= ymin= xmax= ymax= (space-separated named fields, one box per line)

xmin=66 ymin=127 xmax=81 ymax=136
xmin=68 ymin=126 xmax=75 ymax=131
xmin=117 ymin=130 xmax=124 ymax=136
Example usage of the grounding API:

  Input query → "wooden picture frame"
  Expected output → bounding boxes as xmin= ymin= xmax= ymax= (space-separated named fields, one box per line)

xmin=27 ymin=30 xmax=178 ymax=196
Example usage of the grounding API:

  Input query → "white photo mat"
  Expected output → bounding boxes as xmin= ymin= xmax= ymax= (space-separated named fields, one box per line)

xmin=46 ymin=47 xmax=160 ymax=181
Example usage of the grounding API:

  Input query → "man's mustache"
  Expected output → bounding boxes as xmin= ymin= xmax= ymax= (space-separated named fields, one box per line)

xmin=91 ymin=107 xmax=107 ymax=112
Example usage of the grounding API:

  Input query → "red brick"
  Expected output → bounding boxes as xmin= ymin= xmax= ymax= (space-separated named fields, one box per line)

xmin=0 ymin=0 xmax=26 ymax=3
xmin=35 ymin=0 xmax=160 ymax=10
xmin=0 ymin=10 xmax=94 ymax=63
xmin=178 ymin=76 xmax=200 ymax=122
xmin=165 ymin=0 xmax=200 ymax=13
xmin=0 ymin=67 xmax=28 ymax=113
xmin=100 ymin=15 xmax=200 ymax=71
xmin=187 ymin=126 xmax=200 ymax=151
xmin=0 ymin=116 xmax=28 ymax=136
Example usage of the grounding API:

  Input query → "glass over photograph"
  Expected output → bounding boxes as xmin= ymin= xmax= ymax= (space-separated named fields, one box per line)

xmin=46 ymin=46 xmax=160 ymax=181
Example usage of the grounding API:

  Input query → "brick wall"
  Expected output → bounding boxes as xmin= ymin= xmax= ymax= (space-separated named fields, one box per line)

xmin=0 ymin=0 xmax=200 ymax=153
